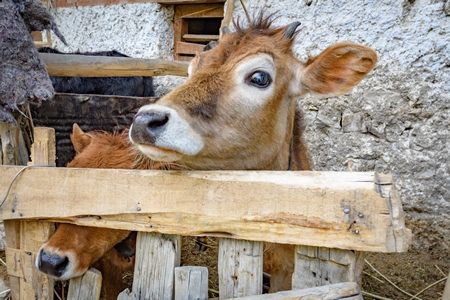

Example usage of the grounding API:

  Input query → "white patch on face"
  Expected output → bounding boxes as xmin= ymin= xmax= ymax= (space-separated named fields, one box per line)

xmin=231 ymin=53 xmax=277 ymax=109
xmin=131 ymin=104 xmax=205 ymax=161
xmin=35 ymin=246 xmax=85 ymax=280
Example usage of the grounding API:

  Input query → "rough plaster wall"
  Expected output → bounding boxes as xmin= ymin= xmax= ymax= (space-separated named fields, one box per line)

xmin=231 ymin=0 xmax=450 ymax=252
xmin=48 ymin=3 xmax=185 ymax=96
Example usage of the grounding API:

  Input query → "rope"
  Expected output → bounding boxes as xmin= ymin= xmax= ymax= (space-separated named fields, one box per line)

xmin=0 ymin=164 xmax=51 ymax=208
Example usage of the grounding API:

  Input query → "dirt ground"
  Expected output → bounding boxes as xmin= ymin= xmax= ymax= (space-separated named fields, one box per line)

xmin=180 ymin=237 xmax=450 ymax=300
xmin=0 ymin=236 xmax=448 ymax=299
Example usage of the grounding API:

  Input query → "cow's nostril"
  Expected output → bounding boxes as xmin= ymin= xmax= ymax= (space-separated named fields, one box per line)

xmin=55 ymin=256 xmax=69 ymax=273
xmin=38 ymin=250 xmax=69 ymax=278
xmin=147 ymin=113 xmax=169 ymax=130
xmin=131 ymin=111 xmax=170 ymax=144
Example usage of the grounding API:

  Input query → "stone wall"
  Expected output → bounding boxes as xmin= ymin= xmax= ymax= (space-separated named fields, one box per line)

xmin=48 ymin=0 xmax=450 ymax=253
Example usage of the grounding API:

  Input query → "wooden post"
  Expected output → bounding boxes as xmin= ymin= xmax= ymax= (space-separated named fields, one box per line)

xmin=174 ymin=266 xmax=208 ymax=300
xmin=218 ymin=238 xmax=263 ymax=299
xmin=119 ymin=232 xmax=181 ymax=300
xmin=4 ymin=127 xmax=55 ymax=300
xmin=67 ymin=268 xmax=102 ymax=300
xmin=292 ymin=246 xmax=365 ymax=289
xmin=443 ymin=270 xmax=450 ymax=300
xmin=0 ymin=121 xmax=21 ymax=165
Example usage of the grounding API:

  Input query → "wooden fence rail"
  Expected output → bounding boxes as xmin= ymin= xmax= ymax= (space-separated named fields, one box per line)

xmin=0 ymin=128 xmax=412 ymax=299
xmin=0 ymin=166 xmax=410 ymax=252
xmin=39 ymin=53 xmax=190 ymax=77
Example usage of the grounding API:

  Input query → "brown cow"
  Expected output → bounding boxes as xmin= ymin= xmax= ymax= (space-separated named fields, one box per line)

xmin=36 ymin=11 xmax=376 ymax=295
xmin=35 ymin=124 xmax=180 ymax=299
xmin=129 ymin=13 xmax=377 ymax=291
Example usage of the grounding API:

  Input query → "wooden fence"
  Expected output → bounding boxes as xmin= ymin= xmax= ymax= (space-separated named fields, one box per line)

xmin=0 ymin=127 xmax=412 ymax=299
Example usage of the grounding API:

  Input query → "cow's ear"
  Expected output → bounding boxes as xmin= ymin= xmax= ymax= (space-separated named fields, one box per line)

xmin=70 ymin=123 xmax=92 ymax=154
xmin=298 ymin=42 xmax=377 ymax=95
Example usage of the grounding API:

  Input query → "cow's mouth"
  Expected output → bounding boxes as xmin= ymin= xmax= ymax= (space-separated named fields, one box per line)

xmin=136 ymin=143 xmax=184 ymax=162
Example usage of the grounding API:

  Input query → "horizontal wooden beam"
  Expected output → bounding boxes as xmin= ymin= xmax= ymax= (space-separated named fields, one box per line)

xmin=175 ymin=41 xmax=205 ymax=55
xmin=183 ymin=34 xmax=219 ymax=42
xmin=0 ymin=166 xmax=411 ymax=252
xmin=150 ymin=0 xmax=226 ymax=4
xmin=39 ymin=53 xmax=189 ymax=77
xmin=228 ymin=282 xmax=362 ymax=300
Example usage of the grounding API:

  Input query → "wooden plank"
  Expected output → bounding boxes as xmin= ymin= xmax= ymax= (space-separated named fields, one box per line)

xmin=4 ymin=221 xmax=55 ymax=300
xmin=39 ymin=53 xmax=189 ymax=77
xmin=225 ymin=282 xmax=362 ymax=300
xmin=174 ymin=3 xmax=224 ymax=18
xmin=29 ymin=127 xmax=55 ymax=167
xmin=3 ymin=127 xmax=56 ymax=300
xmin=0 ymin=168 xmax=411 ymax=252
xmin=3 ymin=221 xmax=20 ymax=300
xmin=176 ymin=41 xmax=206 ymax=55
xmin=174 ymin=266 xmax=208 ymax=300
xmin=54 ymin=0 xmax=225 ymax=7
xmin=218 ymin=238 xmax=262 ymax=298
xmin=0 ymin=122 xmax=20 ymax=165
xmin=125 ymin=233 xmax=181 ymax=299
xmin=220 ymin=0 xmax=235 ymax=38
xmin=292 ymin=246 xmax=365 ymax=289
xmin=151 ymin=0 xmax=225 ymax=4
xmin=67 ymin=268 xmax=102 ymax=300
xmin=443 ymin=269 xmax=450 ymax=300
xmin=183 ymin=34 xmax=219 ymax=42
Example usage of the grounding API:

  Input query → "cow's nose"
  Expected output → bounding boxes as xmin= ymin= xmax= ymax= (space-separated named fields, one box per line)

xmin=37 ymin=250 xmax=69 ymax=278
xmin=131 ymin=111 xmax=169 ymax=144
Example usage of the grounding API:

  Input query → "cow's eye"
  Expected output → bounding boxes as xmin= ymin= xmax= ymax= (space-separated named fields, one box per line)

xmin=247 ymin=71 xmax=271 ymax=88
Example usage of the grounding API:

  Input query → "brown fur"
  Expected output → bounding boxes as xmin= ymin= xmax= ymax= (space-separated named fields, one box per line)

xmin=130 ymin=12 xmax=376 ymax=292
xmin=39 ymin=11 xmax=377 ymax=296
xmin=41 ymin=124 xmax=183 ymax=300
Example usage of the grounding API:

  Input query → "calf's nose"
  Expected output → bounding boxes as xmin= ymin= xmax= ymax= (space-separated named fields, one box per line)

xmin=37 ymin=249 xmax=69 ymax=278
xmin=130 ymin=111 xmax=169 ymax=144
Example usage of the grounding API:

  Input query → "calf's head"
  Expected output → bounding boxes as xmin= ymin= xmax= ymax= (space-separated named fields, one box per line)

xmin=130 ymin=14 xmax=377 ymax=170
xmin=35 ymin=125 xmax=133 ymax=279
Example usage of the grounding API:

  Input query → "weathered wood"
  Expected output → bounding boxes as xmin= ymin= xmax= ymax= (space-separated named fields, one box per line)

xmin=0 ymin=168 xmax=411 ymax=252
xmin=67 ymin=268 xmax=102 ymax=300
xmin=225 ymin=282 xmax=362 ymax=300
xmin=220 ymin=0 xmax=235 ymax=38
xmin=30 ymin=93 xmax=157 ymax=167
xmin=0 ymin=122 xmax=20 ymax=165
xmin=29 ymin=127 xmax=55 ymax=167
xmin=150 ymin=0 xmax=225 ymax=4
xmin=39 ymin=53 xmax=189 ymax=77
xmin=176 ymin=41 xmax=206 ymax=55
xmin=173 ymin=3 xmax=224 ymax=60
xmin=443 ymin=270 xmax=450 ymax=300
xmin=4 ymin=127 xmax=56 ymax=300
xmin=4 ymin=221 xmax=55 ymax=300
xmin=218 ymin=238 xmax=263 ymax=299
xmin=3 ymin=221 xmax=20 ymax=300
xmin=292 ymin=246 xmax=365 ymax=289
xmin=173 ymin=3 xmax=224 ymax=18
xmin=183 ymin=34 xmax=220 ymax=42
xmin=174 ymin=266 xmax=208 ymax=300
xmin=123 ymin=233 xmax=181 ymax=300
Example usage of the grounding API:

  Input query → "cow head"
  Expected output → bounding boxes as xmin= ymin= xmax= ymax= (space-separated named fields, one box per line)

xmin=130 ymin=13 xmax=377 ymax=171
